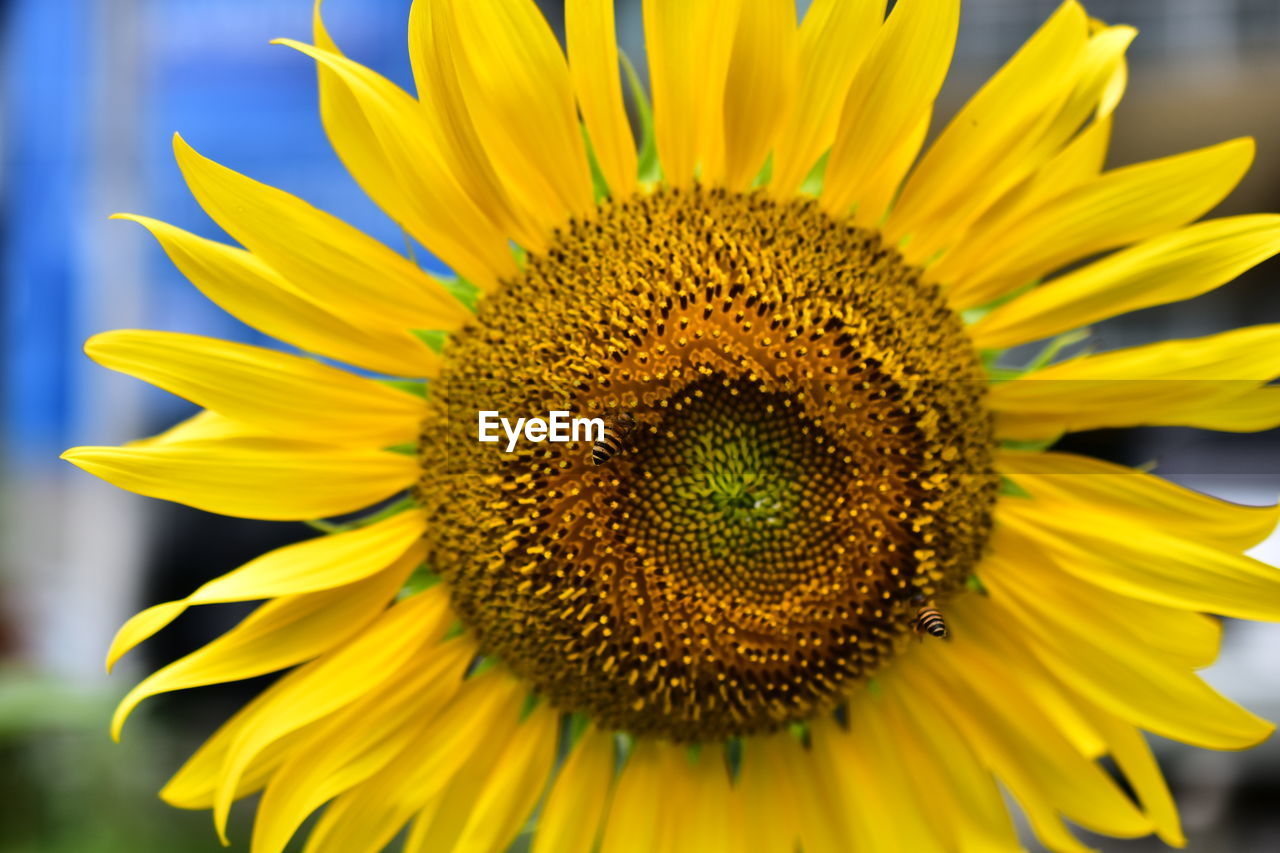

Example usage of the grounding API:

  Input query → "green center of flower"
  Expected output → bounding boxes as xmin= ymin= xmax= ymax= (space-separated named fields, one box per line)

xmin=418 ymin=187 xmax=998 ymax=741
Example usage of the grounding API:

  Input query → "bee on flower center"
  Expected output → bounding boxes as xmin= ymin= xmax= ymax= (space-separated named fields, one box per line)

xmin=913 ymin=596 xmax=949 ymax=640
xmin=591 ymin=412 xmax=637 ymax=466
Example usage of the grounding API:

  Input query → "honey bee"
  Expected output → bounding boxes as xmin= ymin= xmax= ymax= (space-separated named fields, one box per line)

xmin=591 ymin=412 xmax=636 ymax=466
xmin=912 ymin=595 xmax=948 ymax=640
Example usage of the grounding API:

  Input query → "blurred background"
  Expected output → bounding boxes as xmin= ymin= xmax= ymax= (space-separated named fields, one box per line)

xmin=1 ymin=1 xmax=1278 ymax=851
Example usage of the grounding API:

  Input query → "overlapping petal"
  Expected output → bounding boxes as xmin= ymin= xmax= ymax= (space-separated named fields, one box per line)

xmin=114 ymin=215 xmax=436 ymax=378
xmin=86 ymin=330 xmax=423 ymax=447
xmin=110 ymin=546 xmax=419 ymax=744
xmin=998 ymin=498 xmax=1280 ymax=622
xmin=720 ymin=0 xmax=797 ymax=190
xmin=939 ymin=138 xmax=1255 ymax=308
xmin=822 ymin=0 xmax=959 ymax=224
xmin=566 ymin=0 xmax=638 ymax=197
xmin=768 ymin=0 xmax=885 ymax=195
xmin=973 ymin=215 xmax=1280 ymax=348
xmin=62 ymin=438 xmax=416 ymax=521
xmin=991 ymin=324 xmax=1280 ymax=439
xmin=173 ymin=134 xmax=477 ymax=321
xmin=106 ymin=509 xmax=426 ymax=671
xmin=436 ymin=0 xmax=596 ymax=227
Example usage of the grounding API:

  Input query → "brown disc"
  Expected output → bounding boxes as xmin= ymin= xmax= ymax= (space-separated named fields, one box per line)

xmin=418 ymin=187 xmax=997 ymax=741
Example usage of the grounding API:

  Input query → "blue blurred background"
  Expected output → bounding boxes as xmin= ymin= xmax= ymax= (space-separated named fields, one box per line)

xmin=2 ymin=1 xmax=1279 ymax=851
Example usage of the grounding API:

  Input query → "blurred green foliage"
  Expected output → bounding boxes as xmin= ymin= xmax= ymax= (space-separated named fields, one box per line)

xmin=0 ymin=668 xmax=246 ymax=853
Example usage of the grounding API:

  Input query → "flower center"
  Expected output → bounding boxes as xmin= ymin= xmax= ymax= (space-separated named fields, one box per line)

xmin=418 ymin=187 xmax=997 ymax=741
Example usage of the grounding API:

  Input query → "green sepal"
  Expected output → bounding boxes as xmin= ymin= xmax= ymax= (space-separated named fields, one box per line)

xmin=411 ymin=329 xmax=449 ymax=354
xmin=581 ymin=121 xmax=613 ymax=202
xmin=961 ymin=279 xmax=1040 ymax=326
xmin=303 ymin=494 xmax=418 ymax=535
xmin=620 ymin=51 xmax=661 ymax=185
xmin=723 ymin=737 xmax=744 ymax=783
xmin=519 ymin=692 xmax=542 ymax=722
xmin=468 ymin=655 xmax=497 ymax=678
xmin=750 ymin=153 xmax=774 ymax=189
xmin=398 ymin=564 xmax=440 ymax=600
xmin=984 ymin=329 xmax=1091 ymax=384
xmin=999 ymin=476 xmax=1032 ymax=498
xmin=380 ymin=378 xmax=427 ymax=398
xmin=1024 ymin=328 xmax=1090 ymax=372
xmin=1000 ymin=435 xmax=1062 ymax=453
xmin=440 ymin=276 xmax=480 ymax=312
xmin=799 ymin=150 xmax=830 ymax=196
xmin=383 ymin=442 xmax=417 ymax=456
xmin=966 ymin=574 xmax=989 ymax=595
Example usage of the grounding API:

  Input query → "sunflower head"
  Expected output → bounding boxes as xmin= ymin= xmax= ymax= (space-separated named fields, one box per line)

xmin=62 ymin=0 xmax=1280 ymax=851
xmin=421 ymin=186 xmax=998 ymax=740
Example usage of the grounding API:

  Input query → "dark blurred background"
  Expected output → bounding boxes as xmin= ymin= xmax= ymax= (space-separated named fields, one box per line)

xmin=1 ymin=1 xmax=1277 ymax=851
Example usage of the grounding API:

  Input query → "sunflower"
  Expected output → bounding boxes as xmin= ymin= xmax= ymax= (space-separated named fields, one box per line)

xmin=63 ymin=0 xmax=1280 ymax=850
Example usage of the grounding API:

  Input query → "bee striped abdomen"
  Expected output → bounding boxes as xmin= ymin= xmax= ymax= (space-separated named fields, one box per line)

xmin=591 ymin=413 xmax=635 ymax=467
xmin=592 ymin=428 xmax=625 ymax=465
xmin=914 ymin=606 xmax=948 ymax=639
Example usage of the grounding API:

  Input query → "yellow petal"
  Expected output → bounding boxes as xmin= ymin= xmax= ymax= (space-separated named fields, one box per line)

xmin=62 ymin=438 xmax=416 ymax=521
xmin=988 ymin=522 xmax=1218 ymax=666
xmin=253 ymin=638 xmax=475 ymax=853
xmin=982 ymin=552 xmax=1270 ymax=749
xmin=532 ymin=726 xmax=616 ymax=853
xmin=821 ymin=0 xmax=959 ymax=224
xmin=769 ymin=0 xmax=886 ymax=195
xmin=826 ymin=706 xmax=946 ymax=852
xmin=447 ymin=703 xmax=559 ymax=851
xmin=720 ymin=0 xmax=797 ymax=190
xmin=885 ymin=1 xmax=1089 ymax=251
xmin=213 ymin=588 xmax=458 ymax=842
xmin=308 ymin=5 xmax=516 ymax=283
xmin=442 ymin=0 xmax=595 ymax=227
xmin=997 ymin=497 xmax=1280 ymax=622
xmin=111 ymin=544 xmax=417 ymax=742
xmin=1159 ymin=385 xmax=1280 ymax=433
xmin=129 ymin=409 xmax=272 ymax=447
xmin=898 ymin=658 xmax=1097 ymax=853
xmin=732 ymin=734 xmax=801 ymax=853
xmin=600 ymin=740 xmax=686 ymax=852
xmin=114 ymin=215 xmax=435 ymax=378
xmin=86 ymin=330 xmax=423 ymax=447
xmin=105 ymin=509 xmax=425 ymax=671
xmin=173 ymin=133 xmax=478 ymax=320
xmin=914 ymin=626 xmax=1153 ymax=841
xmin=990 ymin=325 xmax=1280 ymax=440
xmin=406 ymin=0 xmax=546 ymax=252
xmin=1072 ymin=701 xmax=1186 ymax=847
xmin=951 ymin=113 xmax=1111 ymax=261
xmin=302 ymin=672 xmax=524 ymax=853
xmin=401 ymin=723 xmax=514 ymax=853
xmin=160 ymin=589 xmax=456 ymax=812
xmin=997 ymin=449 xmax=1280 ymax=552
xmin=642 ymin=0 xmax=739 ymax=186
xmin=775 ymin=730 xmax=862 ymax=851
xmin=973 ymin=215 xmax=1280 ymax=349
xmin=161 ymin=672 xmax=327 ymax=809
xmin=690 ymin=0 xmax=743 ymax=185
xmin=1034 ymin=23 xmax=1135 ymax=152
xmin=881 ymin=672 xmax=1022 ymax=852
xmin=672 ymin=746 xmax=733 ymax=853
xmin=941 ymin=137 xmax=1255 ymax=308
xmin=566 ymin=0 xmax=638 ymax=197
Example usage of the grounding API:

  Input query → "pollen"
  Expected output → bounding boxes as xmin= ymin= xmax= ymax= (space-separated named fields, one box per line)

xmin=418 ymin=187 xmax=997 ymax=741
